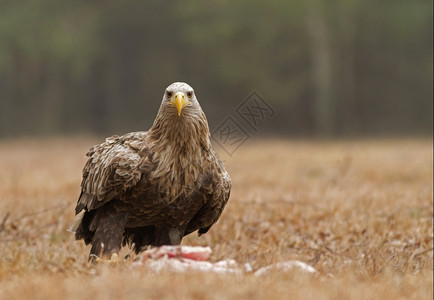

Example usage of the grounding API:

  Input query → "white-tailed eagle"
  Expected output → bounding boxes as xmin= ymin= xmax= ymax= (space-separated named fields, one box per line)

xmin=69 ymin=82 xmax=231 ymax=260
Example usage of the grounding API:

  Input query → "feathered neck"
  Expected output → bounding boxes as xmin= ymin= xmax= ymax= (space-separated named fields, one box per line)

xmin=148 ymin=107 xmax=211 ymax=153
xmin=147 ymin=105 xmax=211 ymax=196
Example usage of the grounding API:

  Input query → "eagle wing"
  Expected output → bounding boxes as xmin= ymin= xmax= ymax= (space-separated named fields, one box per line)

xmin=75 ymin=132 xmax=148 ymax=214
xmin=186 ymin=153 xmax=231 ymax=235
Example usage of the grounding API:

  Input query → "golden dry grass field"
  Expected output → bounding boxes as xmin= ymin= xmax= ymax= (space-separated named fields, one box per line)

xmin=0 ymin=137 xmax=432 ymax=299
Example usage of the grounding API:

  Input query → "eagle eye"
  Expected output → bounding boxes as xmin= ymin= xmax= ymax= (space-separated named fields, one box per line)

xmin=166 ymin=91 xmax=173 ymax=98
xmin=187 ymin=91 xmax=193 ymax=98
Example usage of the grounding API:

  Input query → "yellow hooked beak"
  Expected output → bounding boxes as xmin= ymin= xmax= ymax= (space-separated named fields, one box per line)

xmin=173 ymin=92 xmax=189 ymax=116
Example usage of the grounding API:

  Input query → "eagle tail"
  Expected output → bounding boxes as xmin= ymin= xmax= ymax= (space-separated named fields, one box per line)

xmin=67 ymin=214 xmax=83 ymax=233
xmin=69 ymin=210 xmax=95 ymax=245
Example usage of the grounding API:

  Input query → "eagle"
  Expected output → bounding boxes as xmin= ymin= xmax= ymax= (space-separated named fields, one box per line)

xmin=69 ymin=82 xmax=231 ymax=260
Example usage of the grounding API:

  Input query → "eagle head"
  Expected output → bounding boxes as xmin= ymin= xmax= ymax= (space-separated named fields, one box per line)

xmin=151 ymin=82 xmax=210 ymax=148
xmin=162 ymin=82 xmax=200 ymax=117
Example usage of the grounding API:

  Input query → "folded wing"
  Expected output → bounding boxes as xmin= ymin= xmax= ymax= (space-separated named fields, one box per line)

xmin=75 ymin=132 xmax=148 ymax=214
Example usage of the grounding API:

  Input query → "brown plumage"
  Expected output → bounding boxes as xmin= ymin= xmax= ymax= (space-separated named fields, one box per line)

xmin=69 ymin=82 xmax=231 ymax=260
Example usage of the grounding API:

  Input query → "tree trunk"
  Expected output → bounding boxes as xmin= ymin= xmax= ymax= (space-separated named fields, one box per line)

xmin=305 ymin=0 xmax=335 ymax=137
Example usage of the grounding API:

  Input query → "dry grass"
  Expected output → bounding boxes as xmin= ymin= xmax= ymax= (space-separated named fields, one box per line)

xmin=0 ymin=137 xmax=432 ymax=299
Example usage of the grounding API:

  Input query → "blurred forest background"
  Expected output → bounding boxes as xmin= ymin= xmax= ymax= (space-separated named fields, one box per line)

xmin=0 ymin=0 xmax=432 ymax=138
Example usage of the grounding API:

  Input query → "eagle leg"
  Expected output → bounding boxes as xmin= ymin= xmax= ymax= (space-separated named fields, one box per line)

xmin=153 ymin=226 xmax=187 ymax=246
xmin=89 ymin=210 xmax=127 ymax=261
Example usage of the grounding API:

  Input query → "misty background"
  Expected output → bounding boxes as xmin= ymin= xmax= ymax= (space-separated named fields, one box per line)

xmin=0 ymin=0 xmax=432 ymax=138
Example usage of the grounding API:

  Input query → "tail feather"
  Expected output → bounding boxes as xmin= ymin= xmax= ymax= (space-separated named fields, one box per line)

xmin=67 ymin=213 xmax=83 ymax=233
xmin=70 ymin=210 xmax=95 ymax=245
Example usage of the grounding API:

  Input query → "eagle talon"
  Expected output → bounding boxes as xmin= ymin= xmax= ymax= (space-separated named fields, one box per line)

xmin=92 ymin=253 xmax=121 ymax=265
